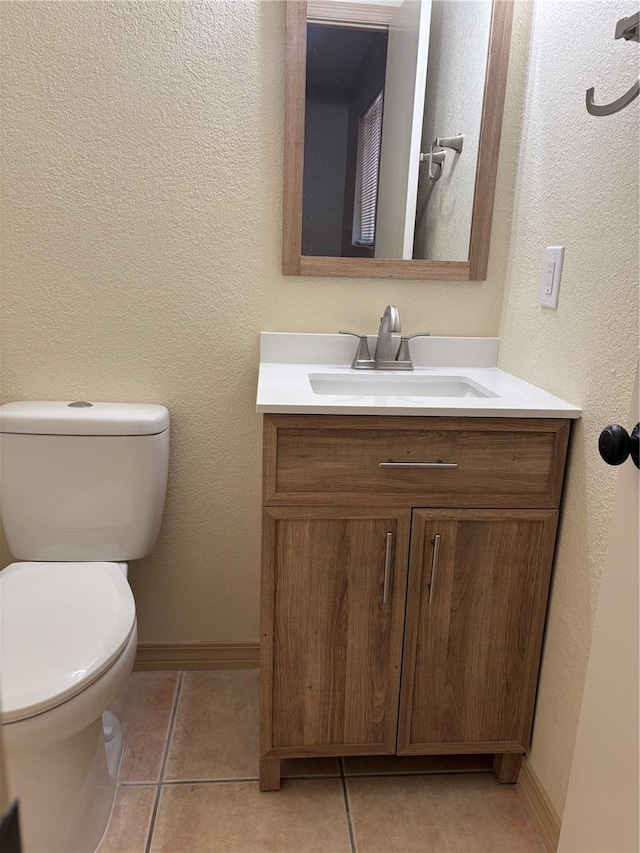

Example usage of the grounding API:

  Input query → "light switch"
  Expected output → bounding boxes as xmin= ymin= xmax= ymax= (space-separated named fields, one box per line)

xmin=544 ymin=261 xmax=555 ymax=294
xmin=540 ymin=246 xmax=564 ymax=309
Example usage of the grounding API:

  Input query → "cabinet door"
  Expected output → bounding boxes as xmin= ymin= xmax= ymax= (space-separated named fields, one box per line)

xmin=398 ymin=509 xmax=558 ymax=754
xmin=261 ymin=507 xmax=411 ymax=757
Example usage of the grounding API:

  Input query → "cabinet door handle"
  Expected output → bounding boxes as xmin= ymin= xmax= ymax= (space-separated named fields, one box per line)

xmin=378 ymin=462 xmax=458 ymax=469
xmin=428 ymin=534 xmax=441 ymax=605
xmin=383 ymin=532 xmax=393 ymax=605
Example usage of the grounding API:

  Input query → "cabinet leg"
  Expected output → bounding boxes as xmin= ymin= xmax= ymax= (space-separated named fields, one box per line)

xmin=260 ymin=757 xmax=282 ymax=791
xmin=493 ymin=753 xmax=523 ymax=784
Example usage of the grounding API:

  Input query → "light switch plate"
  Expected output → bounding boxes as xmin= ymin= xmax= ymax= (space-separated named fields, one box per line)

xmin=540 ymin=246 xmax=565 ymax=309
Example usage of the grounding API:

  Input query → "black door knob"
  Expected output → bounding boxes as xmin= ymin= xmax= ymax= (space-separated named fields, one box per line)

xmin=598 ymin=423 xmax=639 ymax=468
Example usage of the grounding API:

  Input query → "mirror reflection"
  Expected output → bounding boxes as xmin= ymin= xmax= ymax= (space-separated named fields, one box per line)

xmin=302 ymin=0 xmax=492 ymax=261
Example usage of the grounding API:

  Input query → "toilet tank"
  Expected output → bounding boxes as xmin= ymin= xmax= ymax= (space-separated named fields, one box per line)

xmin=0 ymin=401 xmax=170 ymax=561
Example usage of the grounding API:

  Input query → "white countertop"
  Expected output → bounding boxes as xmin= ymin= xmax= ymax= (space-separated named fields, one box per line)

xmin=256 ymin=334 xmax=581 ymax=419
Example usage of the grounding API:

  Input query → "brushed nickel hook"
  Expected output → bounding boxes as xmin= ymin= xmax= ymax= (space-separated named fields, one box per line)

xmin=435 ymin=134 xmax=464 ymax=153
xmin=586 ymin=80 xmax=639 ymax=116
xmin=420 ymin=134 xmax=464 ymax=181
xmin=586 ymin=11 xmax=639 ymax=116
xmin=420 ymin=147 xmax=446 ymax=182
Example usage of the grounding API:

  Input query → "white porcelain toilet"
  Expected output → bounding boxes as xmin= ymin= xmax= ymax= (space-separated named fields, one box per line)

xmin=0 ymin=400 xmax=170 ymax=853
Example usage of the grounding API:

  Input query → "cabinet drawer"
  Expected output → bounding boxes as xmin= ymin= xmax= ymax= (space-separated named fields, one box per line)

xmin=263 ymin=415 xmax=570 ymax=508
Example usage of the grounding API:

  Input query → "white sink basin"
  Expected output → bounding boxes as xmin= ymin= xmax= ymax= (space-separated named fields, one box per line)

xmin=308 ymin=372 xmax=498 ymax=398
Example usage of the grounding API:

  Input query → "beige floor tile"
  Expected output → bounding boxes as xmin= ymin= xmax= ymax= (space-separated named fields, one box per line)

xmin=149 ymin=779 xmax=352 ymax=852
xmin=458 ymin=823 xmax=546 ymax=852
xmin=164 ymin=670 xmax=259 ymax=781
xmin=346 ymin=774 xmax=544 ymax=853
xmin=98 ymin=786 xmax=157 ymax=853
xmin=281 ymin=757 xmax=340 ymax=778
xmin=342 ymin=754 xmax=493 ymax=776
xmin=110 ymin=671 xmax=179 ymax=783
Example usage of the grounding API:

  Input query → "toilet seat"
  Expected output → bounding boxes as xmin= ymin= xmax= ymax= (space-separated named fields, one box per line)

xmin=0 ymin=561 xmax=136 ymax=724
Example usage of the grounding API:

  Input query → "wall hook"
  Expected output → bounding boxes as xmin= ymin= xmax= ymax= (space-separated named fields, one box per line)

xmin=435 ymin=134 xmax=464 ymax=153
xmin=586 ymin=11 xmax=639 ymax=116
xmin=419 ymin=134 xmax=464 ymax=182
xmin=420 ymin=146 xmax=446 ymax=182
xmin=586 ymin=80 xmax=639 ymax=116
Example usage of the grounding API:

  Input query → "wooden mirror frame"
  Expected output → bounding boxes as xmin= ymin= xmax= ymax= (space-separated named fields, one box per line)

xmin=282 ymin=0 xmax=514 ymax=280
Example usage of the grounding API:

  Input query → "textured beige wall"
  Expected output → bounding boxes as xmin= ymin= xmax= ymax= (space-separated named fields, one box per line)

xmin=0 ymin=1 xmax=528 ymax=641
xmin=497 ymin=0 xmax=639 ymax=818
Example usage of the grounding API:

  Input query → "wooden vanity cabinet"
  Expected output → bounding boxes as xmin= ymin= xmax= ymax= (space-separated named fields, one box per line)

xmin=260 ymin=415 xmax=570 ymax=791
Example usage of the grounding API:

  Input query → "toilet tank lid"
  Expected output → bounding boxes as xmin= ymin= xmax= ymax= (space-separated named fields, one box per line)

xmin=0 ymin=401 xmax=170 ymax=436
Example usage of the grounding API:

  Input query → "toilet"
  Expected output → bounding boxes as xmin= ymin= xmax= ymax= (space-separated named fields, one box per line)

xmin=0 ymin=400 xmax=170 ymax=853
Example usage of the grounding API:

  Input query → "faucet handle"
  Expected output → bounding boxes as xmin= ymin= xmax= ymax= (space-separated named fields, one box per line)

xmin=396 ymin=333 xmax=430 ymax=365
xmin=339 ymin=330 xmax=373 ymax=368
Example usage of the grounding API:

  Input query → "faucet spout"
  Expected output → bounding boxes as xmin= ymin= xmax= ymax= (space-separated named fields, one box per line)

xmin=375 ymin=305 xmax=401 ymax=364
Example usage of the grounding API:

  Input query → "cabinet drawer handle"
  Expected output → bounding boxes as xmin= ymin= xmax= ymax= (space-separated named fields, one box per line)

xmin=383 ymin=532 xmax=393 ymax=605
xmin=378 ymin=462 xmax=458 ymax=469
xmin=428 ymin=534 xmax=441 ymax=605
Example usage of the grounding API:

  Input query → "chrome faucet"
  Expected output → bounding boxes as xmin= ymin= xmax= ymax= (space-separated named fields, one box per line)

xmin=339 ymin=305 xmax=430 ymax=370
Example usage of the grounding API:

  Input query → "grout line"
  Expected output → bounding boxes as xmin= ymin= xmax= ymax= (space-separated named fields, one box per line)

xmin=144 ymin=671 xmax=184 ymax=853
xmin=160 ymin=773 xmax=342 ymax=785
xmin=123 ymin=768 xmax=490 ymax=786
xmin=162 ymin=777 xmax=259 ymax=786
xmin=160 ymin=671 xmax=184 ymax=784
xmin=340 ymin=761 xmax=357 ymax=853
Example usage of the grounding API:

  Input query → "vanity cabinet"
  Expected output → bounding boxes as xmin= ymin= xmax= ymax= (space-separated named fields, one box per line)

xmin=259 ymin=415 xmax=570 ymax=791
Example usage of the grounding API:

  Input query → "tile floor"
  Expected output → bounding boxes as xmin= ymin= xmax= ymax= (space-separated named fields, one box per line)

xmin=98 ymin=670 xmax=546 ymax=853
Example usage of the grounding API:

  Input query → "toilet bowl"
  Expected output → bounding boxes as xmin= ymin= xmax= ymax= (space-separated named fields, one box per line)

xmin=0 ymin=400 xmax=170 ymax=852
xmin=0 ymin=561 xmax=138 ymax=853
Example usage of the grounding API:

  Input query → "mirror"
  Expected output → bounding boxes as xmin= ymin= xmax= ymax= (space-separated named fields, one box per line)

xmin=283 ymin=0 xmax=514 ymax=280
